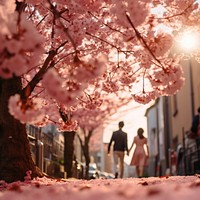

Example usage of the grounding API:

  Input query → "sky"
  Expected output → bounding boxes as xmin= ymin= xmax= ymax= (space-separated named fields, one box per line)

xmin=0 ymin=175 xmax=200 ymax=200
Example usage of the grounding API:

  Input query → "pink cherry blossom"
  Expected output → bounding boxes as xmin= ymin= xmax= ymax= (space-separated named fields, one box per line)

xmin=120 ymin=72 xmax=136 ymax=85
xmin=132 ymin=91 xmax=157 ymax=104
xmin=148 ymin=30 xmax=174 ymax=57
xmin=147 ymin=58 xmax=185 ymax=95
xmin=42 ymin=69 xmax=80 ymax=106
xmin=8 ymin=94 xmax=46 ymax=124
xmin=0 ymin=0 xmax=199 ymax=128
xmin=33 ymin=115 xmax=49 ymax=127
xmin=102 ymin=81 xmax=119 ymax=93
xmin=6 ymin=40 xmax=21 ymax=54
xmin=57 ymin=119 xmax=78 ymax=132
xmin=72 ymin=54 xmax=107 ymax=82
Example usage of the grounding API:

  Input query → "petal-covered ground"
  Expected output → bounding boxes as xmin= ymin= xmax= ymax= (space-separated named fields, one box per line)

xmin=0 ymin=175 xmax=200 ymax=200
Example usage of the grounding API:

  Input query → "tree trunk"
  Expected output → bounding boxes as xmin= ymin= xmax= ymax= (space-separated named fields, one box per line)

xmin=83 ymin=142 xmax=91 ymax=180
xmin=0 ymin=78 xmax=42 ymax=183
xmin=77 ymin=129 xmax=93 ymax=179
xmin=63 ymin=131 xmax=75 ymax=178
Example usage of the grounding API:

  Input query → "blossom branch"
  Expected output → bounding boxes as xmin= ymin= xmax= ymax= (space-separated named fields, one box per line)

xmin=86 ymin=31 xmax=118 ymax=49
xmin=85 ymin=32 xmax=132 ymax=57
xmin=159 ymin=2 xmax=195 ymax=20
xmin=21 ymin=41 xmax=67 ymax=100
xmin=88 ymin=11 xmax=126 ymax=36
xmin=125 ymin=13 xmax=164 ymax=69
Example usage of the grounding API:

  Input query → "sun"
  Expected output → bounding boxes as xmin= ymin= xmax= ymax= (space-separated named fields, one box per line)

xmin=176 ymin=30 xmax=200 ymax=53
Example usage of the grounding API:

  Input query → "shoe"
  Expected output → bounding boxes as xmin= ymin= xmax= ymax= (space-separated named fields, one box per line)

xmin=115 ymin=172 xmax=118 ymax=179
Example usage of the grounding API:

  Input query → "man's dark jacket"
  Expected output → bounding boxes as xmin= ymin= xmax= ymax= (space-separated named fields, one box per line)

xmin=108 ymin=129 xmax=128 ymax=153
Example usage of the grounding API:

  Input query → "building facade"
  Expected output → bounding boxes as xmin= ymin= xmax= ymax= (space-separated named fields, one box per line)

xmin=146 ymin=57 xmax=200 ymax=176
xmin=27 ymin=124 xmax=65 ymax=178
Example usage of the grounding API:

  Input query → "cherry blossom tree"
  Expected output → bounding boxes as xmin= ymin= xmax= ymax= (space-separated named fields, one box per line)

xmin=62 ymin=96 xmax=129 ymax=179
xmin=0 ymin=0 xmax=200 ymax=182
xmin=73 ymin=104 xmax=115 ymax=179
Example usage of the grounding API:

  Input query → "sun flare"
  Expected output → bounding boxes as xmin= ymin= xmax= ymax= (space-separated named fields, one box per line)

xmin=177 ymin=30 xmax=200 ymax=52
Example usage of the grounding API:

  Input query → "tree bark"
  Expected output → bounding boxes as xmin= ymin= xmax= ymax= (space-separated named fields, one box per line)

xmin=77 ymin=129 xmax=93 ymax=179
xmin=0 ymin=77 xmax=42 ymax=183
xmin=63 ymin=131 xmax=75 ymax=178
xmin=82 ymin=141 xmax=91 ymax=179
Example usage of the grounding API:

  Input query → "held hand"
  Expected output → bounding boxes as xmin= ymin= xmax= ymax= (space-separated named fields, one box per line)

xmin=127 ymin=150 xmax=129 ymax=156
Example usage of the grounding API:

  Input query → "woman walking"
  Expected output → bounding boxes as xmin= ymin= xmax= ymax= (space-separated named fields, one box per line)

xmin=129 ymin=128 xmax=149 ymax=178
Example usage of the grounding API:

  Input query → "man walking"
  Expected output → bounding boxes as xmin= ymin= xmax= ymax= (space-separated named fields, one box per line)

xmin=108 ymin=121 xmax=129 ymax=178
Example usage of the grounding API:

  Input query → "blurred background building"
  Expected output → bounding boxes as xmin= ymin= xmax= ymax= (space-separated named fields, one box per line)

xmin=145 ymin=57 xmax=200 ymax=177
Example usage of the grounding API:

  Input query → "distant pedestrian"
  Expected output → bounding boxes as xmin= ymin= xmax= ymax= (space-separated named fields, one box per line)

xmin=129 ymin=128 xmax=149 ymax=178
xmin=190 ymin=107 xmax=200 ymax=158
xmin=190 ymin=107 xmax=200 ymax=140
xmin=108 ymin=121 xmax=129 ymax=178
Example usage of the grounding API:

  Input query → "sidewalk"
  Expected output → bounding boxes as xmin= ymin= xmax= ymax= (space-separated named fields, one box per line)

xmin=0 ymin=175 xmax=200 ymax=200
